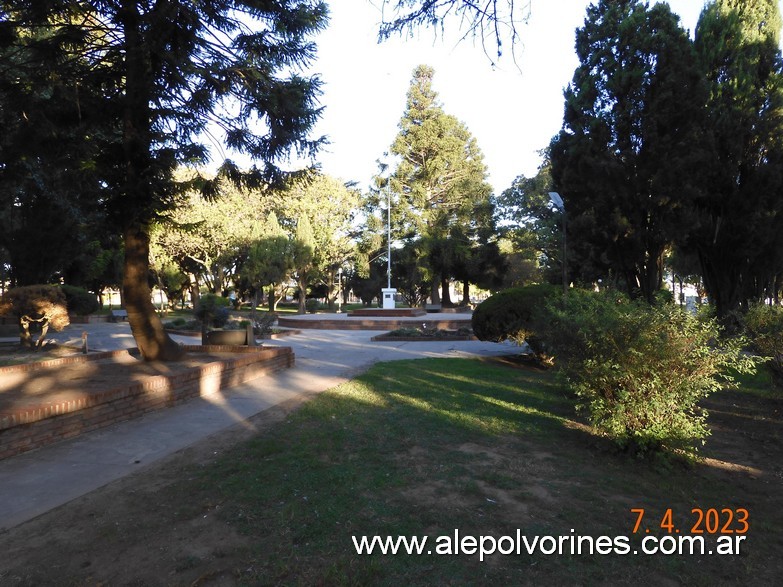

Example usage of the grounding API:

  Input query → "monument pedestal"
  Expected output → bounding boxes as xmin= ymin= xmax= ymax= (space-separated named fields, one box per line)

xmin=381 ymin=287 xmax=397 ymax=310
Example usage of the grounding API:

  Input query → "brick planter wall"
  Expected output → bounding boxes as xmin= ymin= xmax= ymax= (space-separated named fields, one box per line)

xmin=0 ymin=345 xmax=294 ymax=460
xmin=370 ymin=334 xmax=476 ymax=342
xmin=277 ymin=316 xmax=472 ymax=331
xmin=348 ymin=308 xmax=427 ymax=317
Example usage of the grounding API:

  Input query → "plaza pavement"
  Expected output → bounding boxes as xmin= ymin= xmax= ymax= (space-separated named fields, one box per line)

xmin=0 ymin=320 xmax=514 ymax=530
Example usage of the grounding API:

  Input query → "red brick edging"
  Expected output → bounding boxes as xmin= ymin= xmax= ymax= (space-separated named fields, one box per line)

xmin=0 ymin=345 xmax=294 ymax=460
xmin=369 ymin=335 xmax=476 ymax=342
xmin=277 ymin=316 xmax=471 ymax=331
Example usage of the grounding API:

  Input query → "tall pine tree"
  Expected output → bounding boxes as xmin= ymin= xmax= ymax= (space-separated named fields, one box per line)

xmin=690 ymin=0 xmax=783 ymax=318
xmin=549 ymin=0 xmax=707 ymax=301
xmin=383 ymin=64 xmax=494 ymax=305
xmin=0 ymin=1 xmax=327 ymax=359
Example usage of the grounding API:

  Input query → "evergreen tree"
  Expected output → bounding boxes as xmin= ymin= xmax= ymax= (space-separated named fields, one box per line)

xmin=0 ymin=0 xmax=327 ymax=359
xmin=690 ymin=0 xmax=783 ymax=318
xmin=549 ymin=0 xmax=707 ymax=302
xmin=382 ymin=64 xmax=494 ymax=305
xmin=0 ymin=5 xmax=109 ymax=287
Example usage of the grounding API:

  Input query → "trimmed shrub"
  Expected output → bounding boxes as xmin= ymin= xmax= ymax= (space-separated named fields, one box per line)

xmin=61 ymin=284 xmax=100 ymax=316
xmin=471 ymin=284 xmax=558 ymax=343
xmin=306 ymin=298 xmax=320 ymax=313
xmin=388 ymin=327 xmax=423 ymax=337
xmin=193 ymin=294 xmax=231 ymax=329
xmin=743 ymin=304 xmax=783 ymax=387
xmin=0 ymin=285 xmax=70 ymax=348
xmin=541 ymin=292 xmax=756 ymax=455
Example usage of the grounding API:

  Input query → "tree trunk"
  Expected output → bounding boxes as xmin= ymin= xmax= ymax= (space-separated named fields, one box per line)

xmin=441 ymin=277 xmax=453 ymax=307
xmin=118 ymin=0 xmax=183 ymax=361
xmin=462 ymin=281 xmax=470 ymax=306
xmin=430 ymin=279 xmax=441 ymax=305
xmin=123 ymin=225 xmax=184 ymax=361
xmin=297 ymin=278 xmax=306 ymax=314
xmin=250 ymin=290 xmax=259 ymax=322
xmin=699 ymin=250 xmax=743 ymax=329
xmin=189 ymin=273 xmax=200 ymax=308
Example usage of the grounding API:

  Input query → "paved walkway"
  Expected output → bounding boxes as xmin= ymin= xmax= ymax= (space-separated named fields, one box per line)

xmin=0 ymin=321 xmax=514 ymax=530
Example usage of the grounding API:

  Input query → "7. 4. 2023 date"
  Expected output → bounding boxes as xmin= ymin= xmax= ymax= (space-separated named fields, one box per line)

xmin=630 ymin=508 xmax=749 ymax=535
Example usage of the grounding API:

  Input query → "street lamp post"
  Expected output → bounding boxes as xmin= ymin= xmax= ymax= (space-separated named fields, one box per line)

xmin=549 ymin=192 xmax=567 ymax=298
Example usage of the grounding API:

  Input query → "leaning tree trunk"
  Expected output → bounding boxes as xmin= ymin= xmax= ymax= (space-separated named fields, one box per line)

xmin=119 ymin=0 xmax=183 ymax=362
xmin=123 ymin=225 xmax=185 ymax=361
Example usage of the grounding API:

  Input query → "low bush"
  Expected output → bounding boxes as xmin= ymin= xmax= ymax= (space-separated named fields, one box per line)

xmin=387 ymin=328 xmax=423 ymax=337
xmin=471 ymin=284 xmax=558 ymax=344
xmin=193 ymin=294 xmax=231 ymax=329
xmin=743 ymin=304 xmax=783 ymax=387
xmin=541 ymin=292 xmax=757 ymax=455
xmin=61 ymin=284 xmax=100 ymax=316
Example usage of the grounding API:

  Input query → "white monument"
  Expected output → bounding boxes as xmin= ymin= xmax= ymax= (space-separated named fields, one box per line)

xmin=381 ymin=287 xmax=397 ymax=310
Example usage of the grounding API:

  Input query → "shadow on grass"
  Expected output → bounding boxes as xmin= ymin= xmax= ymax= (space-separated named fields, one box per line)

xmin=185 ymin=357 xmax=781 ymax=586
xmin=7 ymin=356 xmax=778 ymax=586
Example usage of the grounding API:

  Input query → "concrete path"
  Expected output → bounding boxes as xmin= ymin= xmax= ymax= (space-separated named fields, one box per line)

xmin=0 ymin=322 xmax=514 ymax=530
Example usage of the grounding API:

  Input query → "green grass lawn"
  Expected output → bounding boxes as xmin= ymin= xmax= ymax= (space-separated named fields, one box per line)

xmin=168 ymin=359 xmax=783 ymax=584
xmin=1 ymin=357 xmax=780 ymax=585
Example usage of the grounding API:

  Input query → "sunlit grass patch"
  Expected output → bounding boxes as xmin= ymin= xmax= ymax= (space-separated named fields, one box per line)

xmin=160 ymin=358 xmax=773 ymax=584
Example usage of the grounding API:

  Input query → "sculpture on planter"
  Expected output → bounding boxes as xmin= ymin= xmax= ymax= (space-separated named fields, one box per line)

xmin=0 ymin=285 xmax=70 ymax=349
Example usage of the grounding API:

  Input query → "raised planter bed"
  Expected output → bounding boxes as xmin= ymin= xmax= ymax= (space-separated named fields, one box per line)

xmin=205 ymin=329 xmax=249 ymax=345
xmin=278 ymin=316 xmax=472 ymax=331
xmin=0 ymin=344 xmax=294 ymax=460
xmin=371 ymin=332 xmax=476 ymax=342
xmin=348 ymin=308 xmax=427 ymax=317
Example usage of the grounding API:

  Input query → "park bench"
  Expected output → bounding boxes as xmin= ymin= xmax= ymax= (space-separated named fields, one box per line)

xmin=110 ymin=309 xmax=128 ymax=322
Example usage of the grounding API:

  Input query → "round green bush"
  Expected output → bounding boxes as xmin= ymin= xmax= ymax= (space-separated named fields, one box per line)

xmin=541 ymin=293 xmax=757 ymax=455
xmin=472 ymin=284 xmax=558 ymax=343
xmin=193 ymin=294 xmax=231 ymax=328
xmin=60 ymin=284 xmax=100 ymax=316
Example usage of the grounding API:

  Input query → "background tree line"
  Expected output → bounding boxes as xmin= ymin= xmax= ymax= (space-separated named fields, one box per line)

xmin=497 ymin=0 xmax=783 ymax=325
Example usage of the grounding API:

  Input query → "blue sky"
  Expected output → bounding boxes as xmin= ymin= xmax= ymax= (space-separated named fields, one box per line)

xmin=306 ymin=0 xmax=710 ymax=195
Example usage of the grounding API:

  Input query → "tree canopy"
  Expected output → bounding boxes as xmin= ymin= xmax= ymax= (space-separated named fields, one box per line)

xmin=0 ymin=0 xmax=328 ymax=359
xmin=549 ymin=0 xmax=710 ymax=302
xmin=379 ymin=0 xmax=529 ymax=62
xmin=374 ymin=64 xmax=497 ymax=305
xmin=687 ymin=0 xmax=783 ymax=318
